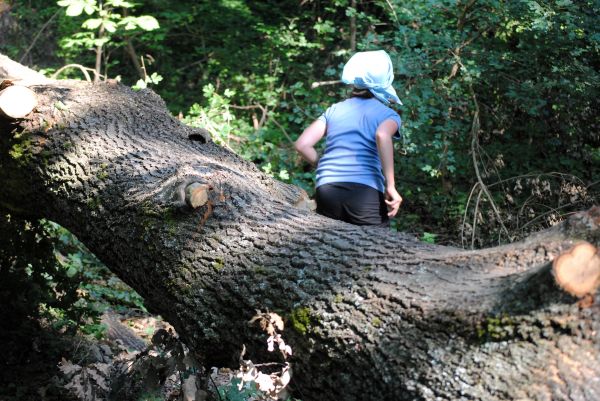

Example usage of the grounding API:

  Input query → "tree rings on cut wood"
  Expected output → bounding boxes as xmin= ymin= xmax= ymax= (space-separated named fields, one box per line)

xmin=185 ymin=182 xmax=210 ymax=209
xmin=0 ymin=84 xmax=37 ymax=119
xmin=552 ymin=241 xmax=600 ymax=297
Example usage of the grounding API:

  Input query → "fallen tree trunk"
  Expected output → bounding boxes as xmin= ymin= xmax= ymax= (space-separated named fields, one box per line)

xmin=1 ymin=55 xmax=599 ymax=401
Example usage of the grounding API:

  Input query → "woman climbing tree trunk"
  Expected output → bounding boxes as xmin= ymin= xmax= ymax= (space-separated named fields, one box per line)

xmin=1 ymin=54 xmax=599 ymax=401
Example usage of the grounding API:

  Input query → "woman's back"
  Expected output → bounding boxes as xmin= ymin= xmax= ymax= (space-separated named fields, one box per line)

xmin=316 ymin=97 xmax=401 ymax=193
xmin=294 ymin=50 xmax=404 ymax=225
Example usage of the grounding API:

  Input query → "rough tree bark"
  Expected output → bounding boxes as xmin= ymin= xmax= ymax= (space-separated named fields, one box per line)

xmin=1 ymin=55 xmax=599 ymax=401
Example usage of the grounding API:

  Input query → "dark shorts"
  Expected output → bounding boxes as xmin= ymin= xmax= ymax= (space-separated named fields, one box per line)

xmin=316 ymin=182 xmax=389 ymax=226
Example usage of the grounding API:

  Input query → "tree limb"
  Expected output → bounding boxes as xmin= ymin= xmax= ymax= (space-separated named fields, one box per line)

xmin=19 ymin=10 xmax=60 ymax=64
xmin=51 ymin=64 xmax=95 ymax=82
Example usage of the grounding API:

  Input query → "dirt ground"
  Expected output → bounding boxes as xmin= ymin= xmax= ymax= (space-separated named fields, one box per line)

xmin=0 ymin=311 xmax=175 ymax=401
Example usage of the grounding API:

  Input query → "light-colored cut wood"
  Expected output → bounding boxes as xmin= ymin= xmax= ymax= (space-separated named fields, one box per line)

xmin=185 ymin=182 xmax=209 ymax=209
xmin=0 ymin=85 xmax=37 ymax=119
xmin=553 ymin=241 xmax=600 ymax=297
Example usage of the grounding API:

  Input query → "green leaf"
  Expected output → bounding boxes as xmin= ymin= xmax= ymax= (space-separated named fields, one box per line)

xmin=103 ymin=20 xmax=117 ymax=33
xmin=421 ymin=232 xmax=437 ymax=244
xmin=92 ymin=37 xmax=110 ymax=47
xmin=83 ymin=3 xmax=95 ymax=15
xmin=121 ymin=19 xmax=137 ymax=30
xmin=134 ymin=15 xmax=160 ymax=31
xmin=57 ymin=0 xmax=96 ymax=16
xmin=279 ymin=170 xmax=290 ymax=180
xmin=54 ymin=101 xmax=69 ymax=111
xmin=148 ymin=73 xmax=163 ymax=84
xmin=66 ymin=3 xmax=85 ymax=16
xmin=66 ymin=266 xmax=78 ymax=278
xmin=132 ymin=79 xmax=147 ymax=90
xmin=106 ymin=0 xmax=134 ymax=7
xmin=82 ymin=18 xmax=102 ymax=30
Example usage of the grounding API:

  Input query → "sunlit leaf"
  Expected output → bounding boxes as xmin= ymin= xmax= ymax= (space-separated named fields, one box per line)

xmin=66 ymin=3 xmax=85 ymax=16
xmin=82 ymin=18 xmax=102 ymax=30
xmin=107 ymin=0 xmax=134 ymax=7
xmin=134 ymin=15 xmax=160 ymax=31
xmin=103 ymin=20 xmax=117 ymax=33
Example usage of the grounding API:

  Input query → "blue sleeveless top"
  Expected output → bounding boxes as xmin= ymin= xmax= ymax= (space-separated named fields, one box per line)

xmin=316 ymin=97 xmax=402 ymax=193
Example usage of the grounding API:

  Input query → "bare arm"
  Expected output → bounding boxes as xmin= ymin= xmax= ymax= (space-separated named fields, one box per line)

xmin=294 ymin=119 xmax=326 ymax=166
xmin=375 ymin=119 xmax=402 ymax=217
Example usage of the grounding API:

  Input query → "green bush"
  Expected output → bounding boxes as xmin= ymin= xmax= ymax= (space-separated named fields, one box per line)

xmin=0 ymin=213 xmax=145 ymax=336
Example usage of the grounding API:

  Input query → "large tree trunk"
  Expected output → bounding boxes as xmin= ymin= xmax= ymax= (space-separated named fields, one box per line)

xmin=1 ymin=55 xmax=599 ymax=401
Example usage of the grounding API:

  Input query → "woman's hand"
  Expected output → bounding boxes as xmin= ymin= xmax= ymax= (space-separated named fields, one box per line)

xmin=385 ymin=185 xmax=402 ymax=217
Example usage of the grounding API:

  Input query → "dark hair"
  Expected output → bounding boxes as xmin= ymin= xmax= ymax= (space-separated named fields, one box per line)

xmin=350 ymin=87 xmax=374 ymax=99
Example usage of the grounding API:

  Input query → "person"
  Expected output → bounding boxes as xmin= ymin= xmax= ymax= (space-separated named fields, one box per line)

xmin=294 ymin=50 xmax=403 ymax=226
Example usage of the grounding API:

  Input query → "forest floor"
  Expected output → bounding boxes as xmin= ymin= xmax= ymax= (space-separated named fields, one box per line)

xmin=0 ymin=296 xmax=247 ymax=401
xmin=0 ymin=309 xmax=173 ymax=401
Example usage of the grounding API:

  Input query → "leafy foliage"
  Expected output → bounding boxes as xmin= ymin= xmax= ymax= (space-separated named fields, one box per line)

xmin=380 ymin=0 xmax=600 ymax=245
xmin=1 ymin=1 xmax=598 ymax=243
xmin=0 ymin=213 xmax=145 ymax=337
xmin=55 ymin=0 xmax=160 ymax=81
xmin=0 ymin=214 xmax=73 ymax=327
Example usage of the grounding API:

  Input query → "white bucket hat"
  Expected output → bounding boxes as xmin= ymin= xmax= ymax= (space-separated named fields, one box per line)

xmin=341 ymin=50 xmax=402 ymax=105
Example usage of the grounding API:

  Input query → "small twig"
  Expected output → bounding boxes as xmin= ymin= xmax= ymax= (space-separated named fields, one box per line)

xmin=290 ymin=91 xmax=314 ymax=119
xmin=94 ymin=22 xmax=105 ymax=83
xmin=175 ymin=55 xmax=212 ymax=73
xmin=51 ymin=64 xmax=95 ymax=82
xmin=268 ymin=115 xmax=294 ymax=145
xmin=310 ymin=80 xmax=341 ymax=89
xmin=470 ymin=91 xmax=511 ymax=242
xmin=587 ymin=180 xmax=600 ymax=189
xmin=383 ymin=0 xmax=400 ymax=26
xmin=253 ymin=362 xmax=287 ymax=368
xmin=230 ymin=103 xmax=268 ymax=130
xmin=516 ymin=194 xmax=535 ymax=231
xmin=471 ymin=188 xmax=483 ymax=249
xmin=140 ymin=56 xmax=148 ymax=81
xmin=461 ymin=182 xmax=479 ymax=248
xmin=229 ymin=104 xmax=262 ymax=110
xmin=124 ymin=38 xmax=144 ymax=80
xmin=477 ymin=141 xmax=502 ymax=183
xmin=72 ymin=338 xmax=85 ymax=364
xmin=518 ymin=201 xmax=584 ymax=233
xmin=19 ymin=10 xmax=60 ymax=64
xmin=350 ymin=0 xmax=357 ymax=51
xmin=485 ymin=171 xmax=587 ymax=189
xmin=209 ymin=374 xmax=224 ymax=401
xmin=258 ymin=105 xmax=268 ymax=129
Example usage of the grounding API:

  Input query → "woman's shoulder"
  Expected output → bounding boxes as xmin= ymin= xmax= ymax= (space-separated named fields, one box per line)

xmin=326 ymin=97 xmax=399 ymax=116
xmin=368 ymin=98 xmax=398 ymax=112
xmin=359 ymin=98 xmax=399 ymax=118
xmin=325 ymin=98 xmax=361 ymax=113
xmin=335 ymin=97 xmax=360 ymax=107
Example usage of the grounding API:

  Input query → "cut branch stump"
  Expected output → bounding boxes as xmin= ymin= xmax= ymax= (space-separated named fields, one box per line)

xmin=0 ymin=84 xmax=37 ymax=119
xmin=553 ymin=241 xmax=600 ymax=297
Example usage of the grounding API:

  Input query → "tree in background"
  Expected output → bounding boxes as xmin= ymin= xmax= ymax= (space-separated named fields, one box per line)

xmin=380 ymin=0 xmax=599 ymax=245
xmin=56 ymin=0 xmax=159 ymax=83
